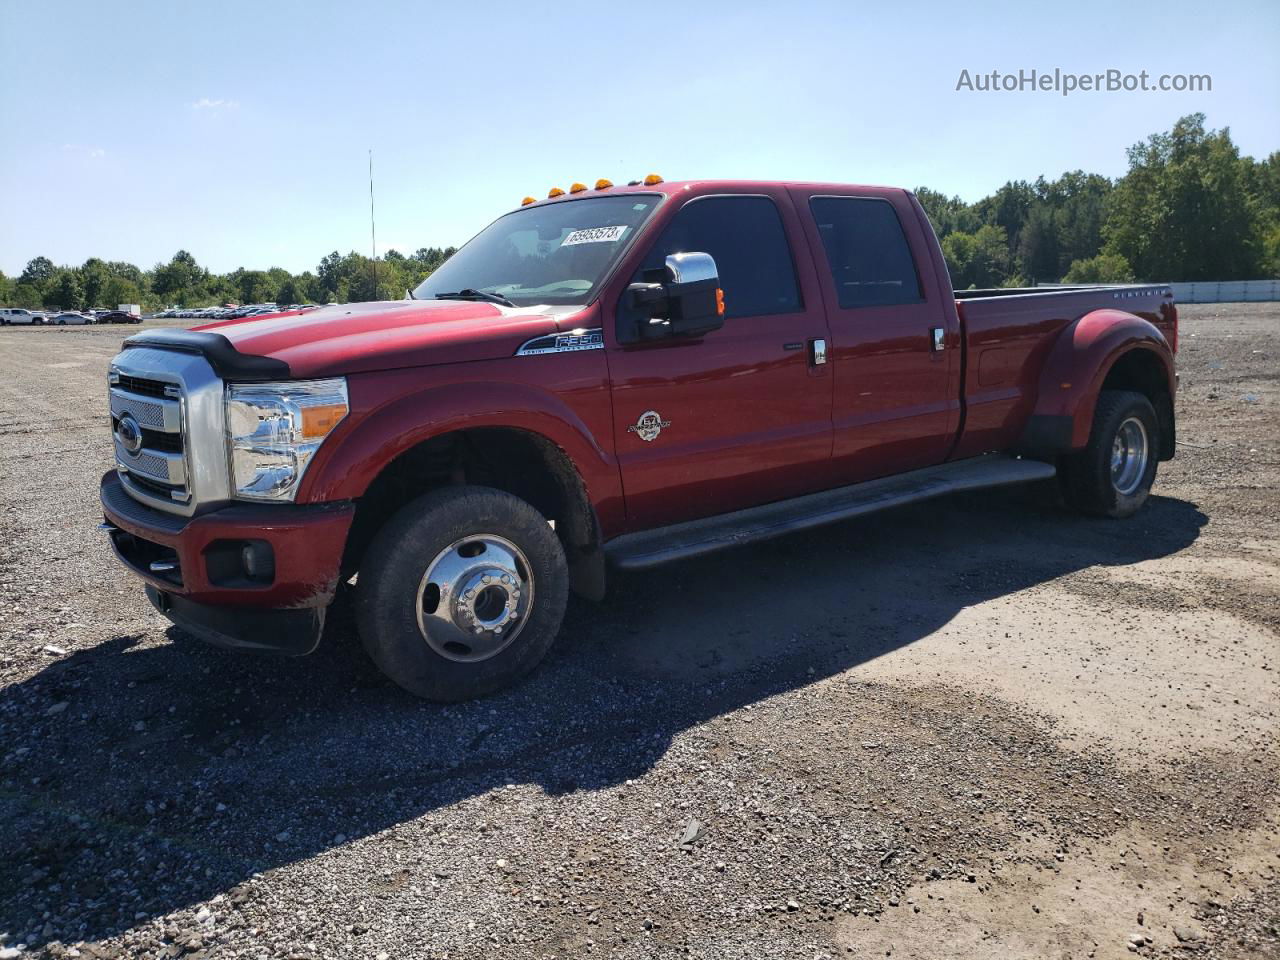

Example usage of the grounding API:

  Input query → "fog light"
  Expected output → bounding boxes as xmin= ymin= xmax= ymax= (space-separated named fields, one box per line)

xmin=241 ymin=541 xmax=275 ymax=582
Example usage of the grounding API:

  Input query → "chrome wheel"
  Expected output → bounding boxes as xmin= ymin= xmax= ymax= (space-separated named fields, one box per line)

xmin=414 ymin=534 xmax=534 ymax=663
xmin=1110 ymin=416 xmax=1148 ymax=496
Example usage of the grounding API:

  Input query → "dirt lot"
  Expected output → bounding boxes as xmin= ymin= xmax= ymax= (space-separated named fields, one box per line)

xmin=0 ymin=305 xmax=1277 ymax=960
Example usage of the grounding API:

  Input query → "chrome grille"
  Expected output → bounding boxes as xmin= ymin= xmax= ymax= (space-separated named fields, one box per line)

xmin=109 ymin=370 xmax=190 ymax=507
xmin=110 ymin=390 xmax=172 ymax=430
xmin=108 ymin=346 xmax=230 ymax=517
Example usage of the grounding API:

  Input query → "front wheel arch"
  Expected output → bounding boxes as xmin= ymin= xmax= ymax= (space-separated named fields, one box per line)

xmin=341 ymin=426 xmax=606 ymax=602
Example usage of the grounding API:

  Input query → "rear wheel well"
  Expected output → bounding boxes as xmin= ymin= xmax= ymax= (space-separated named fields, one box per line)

xmin=343 ymin=428 xmax=605 ymax=600
xmin=1100 ymin=349 xmax=1174 ymax=459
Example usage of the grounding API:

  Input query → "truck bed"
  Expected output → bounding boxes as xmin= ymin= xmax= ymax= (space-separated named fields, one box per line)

xmin=949 ymin=284 xmax=1177 ymax=460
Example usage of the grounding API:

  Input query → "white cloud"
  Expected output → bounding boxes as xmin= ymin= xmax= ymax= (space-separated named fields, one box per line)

xmin=191 ymin=97 xmax=240 ymax=111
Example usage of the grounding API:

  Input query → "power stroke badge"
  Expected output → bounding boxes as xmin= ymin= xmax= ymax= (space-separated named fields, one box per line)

xmin=627 ymin=410 xmax=671 ymax=443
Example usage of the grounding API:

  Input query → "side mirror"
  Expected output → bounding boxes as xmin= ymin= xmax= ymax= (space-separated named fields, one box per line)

xmin=624 ymin=251 xmax=725 ymax=342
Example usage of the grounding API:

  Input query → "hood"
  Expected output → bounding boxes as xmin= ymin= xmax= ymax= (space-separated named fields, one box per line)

xmin=191 ymin=300 xmax=566 ymax=378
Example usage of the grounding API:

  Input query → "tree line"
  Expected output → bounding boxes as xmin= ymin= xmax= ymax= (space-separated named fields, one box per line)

xmin=918 ymin=114 xmax=1279 ymax=288
xmin=0 ymin=246 xmax=457 ymax=313
xmin=2 ymin=114 xmax=1277 ymax=311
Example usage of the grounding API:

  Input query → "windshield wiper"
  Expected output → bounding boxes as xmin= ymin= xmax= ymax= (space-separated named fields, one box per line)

xmin=433 ymin=288 xmax=516 ymax=308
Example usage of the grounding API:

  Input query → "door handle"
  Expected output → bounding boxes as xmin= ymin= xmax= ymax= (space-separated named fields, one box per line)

xmin=931 ymin=327 xmax=946 ymax=351
xmin=809 ymin=338 xmax=827 ymax=366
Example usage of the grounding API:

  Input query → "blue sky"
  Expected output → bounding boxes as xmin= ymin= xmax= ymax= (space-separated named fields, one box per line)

xmin=2 ymin=0 xmax=1277 ymax=276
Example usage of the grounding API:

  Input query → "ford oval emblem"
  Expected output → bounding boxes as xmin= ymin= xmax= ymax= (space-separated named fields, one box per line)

xmin=116 ymin=412 xmax=144 ymax=456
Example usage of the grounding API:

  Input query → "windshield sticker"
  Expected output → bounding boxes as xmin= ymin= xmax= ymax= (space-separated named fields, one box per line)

xmin=561 ymin=225 xmax=628 ymax=246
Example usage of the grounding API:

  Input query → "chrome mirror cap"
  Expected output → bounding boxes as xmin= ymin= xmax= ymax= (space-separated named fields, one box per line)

xmin=664 ymin=251 xmax=718 ymax=285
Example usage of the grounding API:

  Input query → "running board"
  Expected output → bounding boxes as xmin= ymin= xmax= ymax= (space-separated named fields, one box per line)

xmin=605 ymin=455 xmax=1056 ymax=571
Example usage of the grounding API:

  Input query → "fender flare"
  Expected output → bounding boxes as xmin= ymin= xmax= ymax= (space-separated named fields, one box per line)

xmin=1019 ymin=309 xmax=1175 ymax=454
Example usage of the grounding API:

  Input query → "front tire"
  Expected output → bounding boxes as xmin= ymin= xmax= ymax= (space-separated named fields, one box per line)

xmin=356 ymin=485 xmax=569 ymax=701
xmin=1060 ymin=389 xmax=1158 ymax=518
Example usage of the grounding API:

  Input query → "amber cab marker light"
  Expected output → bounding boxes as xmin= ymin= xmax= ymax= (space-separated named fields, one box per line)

xmin=569 ymin=182 xmax=588 ymax=194
xmin=521 ymin=196 xmax=536 ymax=206
xmin=547 ymin=186 xmax=566 ymax=198
xmin=595 ymin=178 xmax=613 ymax=189
xmin=643 ymin=173 xmax=664 ymax=185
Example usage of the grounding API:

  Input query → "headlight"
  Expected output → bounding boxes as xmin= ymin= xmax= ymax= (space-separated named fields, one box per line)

xmin=225 ymin=378 xmax=349 ymax=501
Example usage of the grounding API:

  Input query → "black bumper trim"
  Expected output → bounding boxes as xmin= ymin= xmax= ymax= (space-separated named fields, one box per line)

xmin=146 ymin=585 xmax=324 ymax=656
xmin=102 ymin=473 xmax=190 ymax=533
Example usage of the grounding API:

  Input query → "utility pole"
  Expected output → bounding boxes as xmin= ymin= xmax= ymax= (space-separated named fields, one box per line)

xmin=369 ymin=149 xmax=378 ymax=301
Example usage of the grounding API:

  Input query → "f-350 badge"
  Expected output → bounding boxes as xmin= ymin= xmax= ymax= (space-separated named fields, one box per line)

xmin=627 ymin=410 xmax=671 ymax=442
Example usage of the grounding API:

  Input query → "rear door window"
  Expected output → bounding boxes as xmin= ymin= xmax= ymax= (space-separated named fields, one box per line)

xmin=808 ymin=197 xmax=923 ymax=308
xmin=634 ymin=196 xmax=801 ymax=319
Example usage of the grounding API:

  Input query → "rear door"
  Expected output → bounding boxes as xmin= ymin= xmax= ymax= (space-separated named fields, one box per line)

xmin=793 ymin=190 xmax=961 ymax=483
xmin=604 ymin=190 xmax=833 ymax=529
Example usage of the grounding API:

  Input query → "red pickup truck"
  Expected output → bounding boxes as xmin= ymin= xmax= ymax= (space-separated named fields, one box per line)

xmin=101 ymin=177 xmax=1178 ymax=700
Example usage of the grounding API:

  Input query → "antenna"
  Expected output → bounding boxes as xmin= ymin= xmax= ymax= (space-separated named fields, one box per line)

xmin=368 ymin=149 xmax=378 ymax=301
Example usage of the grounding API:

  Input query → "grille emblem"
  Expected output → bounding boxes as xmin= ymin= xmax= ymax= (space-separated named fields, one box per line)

xmin=116 ymin=412 xmax=144 ymax=456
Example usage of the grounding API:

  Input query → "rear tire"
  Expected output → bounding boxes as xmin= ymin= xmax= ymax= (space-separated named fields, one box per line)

xmin=1060 ymin=389 xmax=1158 ymax=518
xmin=356 ymin=485 xmax=569 ymax=701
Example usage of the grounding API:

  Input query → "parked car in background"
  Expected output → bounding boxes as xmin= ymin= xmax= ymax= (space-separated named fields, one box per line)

xmin=97 ymin=310 xmax=142 ymax=324
xmin=53 ymin=312 xmax=94 ymax=325
xmin=0 ymin=308 xmax=51 ymax=325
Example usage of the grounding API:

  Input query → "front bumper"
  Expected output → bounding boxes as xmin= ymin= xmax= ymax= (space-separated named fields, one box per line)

xmin=143 ymin=585 xmax=326 ymax=656
xmin=101 ymin=471 xmax=355 ymax=653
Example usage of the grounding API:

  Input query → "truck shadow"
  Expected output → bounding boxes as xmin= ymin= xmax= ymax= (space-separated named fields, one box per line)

xmin=1 ymin=487 xmax=1206 ymax=949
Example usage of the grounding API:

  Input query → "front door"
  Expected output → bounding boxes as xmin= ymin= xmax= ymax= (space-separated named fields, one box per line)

xmin=604 ymin=191 xmax=833 ymax=529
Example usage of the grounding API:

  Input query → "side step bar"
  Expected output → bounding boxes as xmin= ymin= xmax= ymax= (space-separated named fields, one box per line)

xmin=605 ymin=454 xmax=1056 ymax=571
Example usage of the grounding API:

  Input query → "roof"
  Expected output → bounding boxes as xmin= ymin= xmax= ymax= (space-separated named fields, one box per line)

xmin=517 ymin=178 xmax=906 ymax=210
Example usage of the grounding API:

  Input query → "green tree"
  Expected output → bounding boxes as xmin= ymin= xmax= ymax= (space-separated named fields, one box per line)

xmin=276 ymin=278 xmax=300 ymax=305
xmin=19 ymin=256 xmax=56 ymax=293
xmin=152 ymin=250 xmax=207 ymax=306
xmin=105 ymin=261 xmax=145 ymax=284
xmin=974 ymin=181 xmax=1036 ymax=257
xmin=80 ymin=258 xmax=110 ymax=308
xmin=941 ymin=225 xmax=1013 ymax=289
xmin=44 ymin=269 xmax=85 ymax=310
xmin=914 ymin=188 xmax=979 ymax=239
xmin=1016 ymin=203 xmax=1059 ymax=283
xmin=1047 ymin=171 xmax=1112 ymax=274
xmin=102 ymin=275 xmax=144 ymax=309
xmin=1103 ymin=114 xmax=1259 ymax=280
xmin=11 ymin=283 xmax=42 ymax=308
xmin=1062 ymin=253 xmax=1135 ymax=284
xmin=227 ymin=268 xmax=274 ymax=304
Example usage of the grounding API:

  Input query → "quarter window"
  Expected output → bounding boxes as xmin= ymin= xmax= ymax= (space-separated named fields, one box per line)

xmin=634 ymin=196 xmax=801 ymax=318
xmin=809 ymin=197 xmax=923 ymax=308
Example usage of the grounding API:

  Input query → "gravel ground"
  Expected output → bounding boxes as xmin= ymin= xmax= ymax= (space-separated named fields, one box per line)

xmin=0 ymin=304 xmax=1277 ymax=960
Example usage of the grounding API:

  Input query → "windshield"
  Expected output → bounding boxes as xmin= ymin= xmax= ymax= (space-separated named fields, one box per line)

xmin=412 ymin=194 xmax=661 ymax=307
